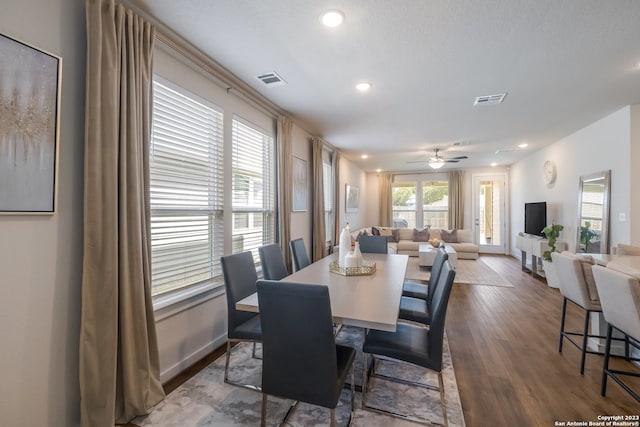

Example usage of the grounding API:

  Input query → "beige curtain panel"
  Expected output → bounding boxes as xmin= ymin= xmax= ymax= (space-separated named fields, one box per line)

xmin=332 ymin=151 xmax=342 ymax=247
xmin=378 ymin=173 xmax=392 ymax=227
xmin=448 ymin=170 xmax=465 ymax=229
xmin=277 ymin=116 xmax=293 ymax=269
xmin=312 ymin=138 xmax=327 ymax=261
xmin=80 ymin=1 xmax=164 ymax=426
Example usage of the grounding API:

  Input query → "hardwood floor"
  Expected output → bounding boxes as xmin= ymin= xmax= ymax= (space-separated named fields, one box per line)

xmin=447 ymin=255 xmax=639 ymax=426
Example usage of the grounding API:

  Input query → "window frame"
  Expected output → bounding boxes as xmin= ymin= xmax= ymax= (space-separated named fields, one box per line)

xmin=149 ymin=75 xmax=226 ymax=308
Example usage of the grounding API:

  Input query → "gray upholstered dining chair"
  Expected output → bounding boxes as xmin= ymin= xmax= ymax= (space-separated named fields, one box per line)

xmin=258 ymin=243 xmax=289 ymax=280
xmin=398 ymin=247 xmax=449 ymax=325
xmin=592 ymin=265 xmax=640 ymax=402
xmin=220 ymin=251 xmax=262 ymax=391
xmin=402 ymin=246 xmax=449 ymax=301
xmin=289 ymin=238 xmax=311 ymax=271
xmin=358 ymin=235 xmax=388 ymax=254
xmin=256 ymin=280 xmax=356 ymax=426
xmin=552 ymin=251 xmax=605 ymax=374
xmin=362 ymin=260 xmax=456 ymax=426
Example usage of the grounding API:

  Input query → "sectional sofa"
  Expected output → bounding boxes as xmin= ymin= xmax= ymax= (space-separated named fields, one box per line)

xmin=351 ymin=226 xmax=479 ymax=260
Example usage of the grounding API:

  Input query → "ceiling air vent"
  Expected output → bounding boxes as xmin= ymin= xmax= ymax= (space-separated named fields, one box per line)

xmin=495 ymin=147 xmax=520 ymax=154
xmin=474 ymin=93 xmax=507 ymax=106
xmin=256 ymin=71 xmax=287 ymax=87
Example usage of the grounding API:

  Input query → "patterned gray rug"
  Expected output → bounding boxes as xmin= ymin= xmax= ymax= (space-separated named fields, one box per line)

xmin=405 ymin=257 xmax=514 ymax=288
xmin=133 ymin=326 xmax=465 ymax=426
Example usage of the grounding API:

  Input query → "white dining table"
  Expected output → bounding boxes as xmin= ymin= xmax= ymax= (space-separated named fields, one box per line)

xmin=236 ymin=252 xmax=409 ymax=332
xmin=604 ymin=256 xmax=640 ymax=279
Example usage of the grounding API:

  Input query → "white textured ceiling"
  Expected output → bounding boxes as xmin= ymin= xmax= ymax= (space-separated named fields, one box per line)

xmin=131 ymin=0 xmax=640 ymax=172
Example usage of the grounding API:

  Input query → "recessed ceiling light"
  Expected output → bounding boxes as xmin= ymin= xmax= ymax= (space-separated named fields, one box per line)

xmin=320 ymin=10 xmax=344 ymax=27
xmin=491 ymin=162 xmax=497 ymax=167
xmin=376 ymin=168 xmax=382 ymax=173
xmin=518 ymin=143 xmax=528 ymax=148
xmin=361 ymin=154 xmax=369 ymax=159
xmin=356 ymin=82 xmax=371 ymax=92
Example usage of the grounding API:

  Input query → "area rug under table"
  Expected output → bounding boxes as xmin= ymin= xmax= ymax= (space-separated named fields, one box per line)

xmin=133 ymin=326 xmax=465 ymax=427
xmin=404 ymin=257 xmax=514 ymax=288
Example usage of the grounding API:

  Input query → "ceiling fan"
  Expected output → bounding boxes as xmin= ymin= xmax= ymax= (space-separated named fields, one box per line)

xmin=408 ymin=148 xmax=469 ymax=169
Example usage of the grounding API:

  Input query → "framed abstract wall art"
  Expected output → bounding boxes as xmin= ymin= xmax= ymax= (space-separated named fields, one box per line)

xmin=0 ymin=33 xmax=61 ymax=214
xmin=346 ymin=184 xmax=359 ymax=213
xmin=292 ymin=156 xmax=307 ymax=211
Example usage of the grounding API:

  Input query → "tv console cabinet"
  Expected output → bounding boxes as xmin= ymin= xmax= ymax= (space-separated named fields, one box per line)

xmin=515 ymin=232 xmax=567 ymax=278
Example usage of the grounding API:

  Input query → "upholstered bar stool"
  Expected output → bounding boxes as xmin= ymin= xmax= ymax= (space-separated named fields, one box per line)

xmin=552 ymin=251 xmax=605 ymax=374
xmin=592 ymin=266 xmax=640 ymax=402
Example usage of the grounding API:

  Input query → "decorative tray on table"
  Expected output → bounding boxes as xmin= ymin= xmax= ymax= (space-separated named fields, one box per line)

xmin=329 ymin=259 xmax=376 ymax=276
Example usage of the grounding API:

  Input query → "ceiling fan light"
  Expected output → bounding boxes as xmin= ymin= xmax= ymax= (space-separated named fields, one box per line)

xmin=428 ymin=160 xmax=445 ymax=169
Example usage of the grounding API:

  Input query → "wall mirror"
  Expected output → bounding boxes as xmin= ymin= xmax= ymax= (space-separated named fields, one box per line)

xmin=576 ymin=170 xmax=610 ymax=254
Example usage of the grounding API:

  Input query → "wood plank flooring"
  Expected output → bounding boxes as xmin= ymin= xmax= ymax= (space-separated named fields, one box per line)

xmin=447 ymin=255 xmax=639 ymax=426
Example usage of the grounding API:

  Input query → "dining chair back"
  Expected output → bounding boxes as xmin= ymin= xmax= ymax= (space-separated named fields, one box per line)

xmin=289 ymin=238 xmax=311 ymax=271
xmin=256 ymin=280 xmax=356 ymax=426
xmin=358 ymin=235 xmax=388 ymax=254
xmin=361 ymin=260 xmax=456 ymax=425
xmin=398 ymin=247 xmax=449 ymax=325
xmin=258 ymin=244 xmax=289 ymax=280
xmin=220 ymin=251 xmax=262 ymax=390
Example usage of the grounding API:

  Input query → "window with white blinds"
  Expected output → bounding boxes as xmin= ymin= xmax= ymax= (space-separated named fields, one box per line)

xmin=231 ymin=117 xmax=276 ymax=266
xmin=149 ymin=78 xmax=224 ymax=296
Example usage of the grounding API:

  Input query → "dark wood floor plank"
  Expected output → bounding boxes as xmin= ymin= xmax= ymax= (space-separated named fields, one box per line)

xmin=447 ymin=255 xmax=640 ymax=426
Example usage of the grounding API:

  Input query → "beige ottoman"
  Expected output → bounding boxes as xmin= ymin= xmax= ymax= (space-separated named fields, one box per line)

xmin=418 ymin=244 xmax=458 ymax=268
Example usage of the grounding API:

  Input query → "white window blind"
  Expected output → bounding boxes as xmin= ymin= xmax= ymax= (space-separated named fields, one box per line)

xmin=150 ymin=78 xmax=224 ymax=296
xmin=323 ymin=158 xmax=333 ymax=243
xmin=231 ymin=117 xmax=275 ymax=265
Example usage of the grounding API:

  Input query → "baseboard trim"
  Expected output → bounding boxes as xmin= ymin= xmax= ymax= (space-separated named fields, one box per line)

xmin=160 ymin=333 xmax=227 ymax=383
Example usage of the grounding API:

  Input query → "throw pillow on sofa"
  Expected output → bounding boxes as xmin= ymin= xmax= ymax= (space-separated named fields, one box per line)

xmin=441 ymin=229 xmax=458 ymax=243
xmin=373 ymin=226 xmax=399 ymax=243
xmin=413 ymin=228 xmax=429 ymax=242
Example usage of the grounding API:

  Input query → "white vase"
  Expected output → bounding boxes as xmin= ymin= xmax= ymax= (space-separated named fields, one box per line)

xmin=542 ymin=259 xmax=559 ymax=288
xmin=353 ymin=242 xmax=363 ymax=267
xmin=338 ymin=223 xmax=351 ymax=267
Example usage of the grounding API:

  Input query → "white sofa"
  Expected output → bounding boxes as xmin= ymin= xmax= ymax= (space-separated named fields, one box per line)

xmin=351 ymin=226 xmax=479 ymax=260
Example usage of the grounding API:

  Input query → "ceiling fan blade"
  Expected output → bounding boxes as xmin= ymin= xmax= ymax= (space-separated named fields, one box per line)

xmin=407 ymin=160 xmax=428 ymax=164
xmin=448 ymin=155 xmax=468 ymax=160
xmin=444 ymin=159 xmax=460 ymax=163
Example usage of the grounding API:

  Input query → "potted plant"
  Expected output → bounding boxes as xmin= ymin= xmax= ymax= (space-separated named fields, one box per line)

xmin=541 ymin=223 xmax=564 ymax=288
xmin=579 ymin=221 xmax=597 ymax=253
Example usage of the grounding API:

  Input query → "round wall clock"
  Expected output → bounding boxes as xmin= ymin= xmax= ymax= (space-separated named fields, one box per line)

xmin=543 ymin=160 xmax=557 ymax=184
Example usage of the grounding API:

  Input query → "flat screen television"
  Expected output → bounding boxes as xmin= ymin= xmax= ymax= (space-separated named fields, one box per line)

xmin=524 ymin=202 xmax=547 ymax=237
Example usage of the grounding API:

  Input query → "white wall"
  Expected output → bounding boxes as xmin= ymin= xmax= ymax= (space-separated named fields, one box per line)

xmin=630 ymin=105 xmax=640 ymax=244
xmin=510 ymin=107 xmax=633 ymax=255
xmin=338 ymin=157 xmax=367 ymax=230
xmin=0 ymin=0 xmax=85 ymax=426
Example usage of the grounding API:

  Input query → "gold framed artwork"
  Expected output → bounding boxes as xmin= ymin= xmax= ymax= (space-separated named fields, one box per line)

xmin=292 ymin=156 xmax=307 ymax=211
xmin=0 ymin=33 xmax=62 ymax=214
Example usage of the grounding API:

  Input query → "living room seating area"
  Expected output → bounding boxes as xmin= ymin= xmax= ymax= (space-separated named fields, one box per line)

xmin=351 ymin=226 xmax=480 ymax=259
